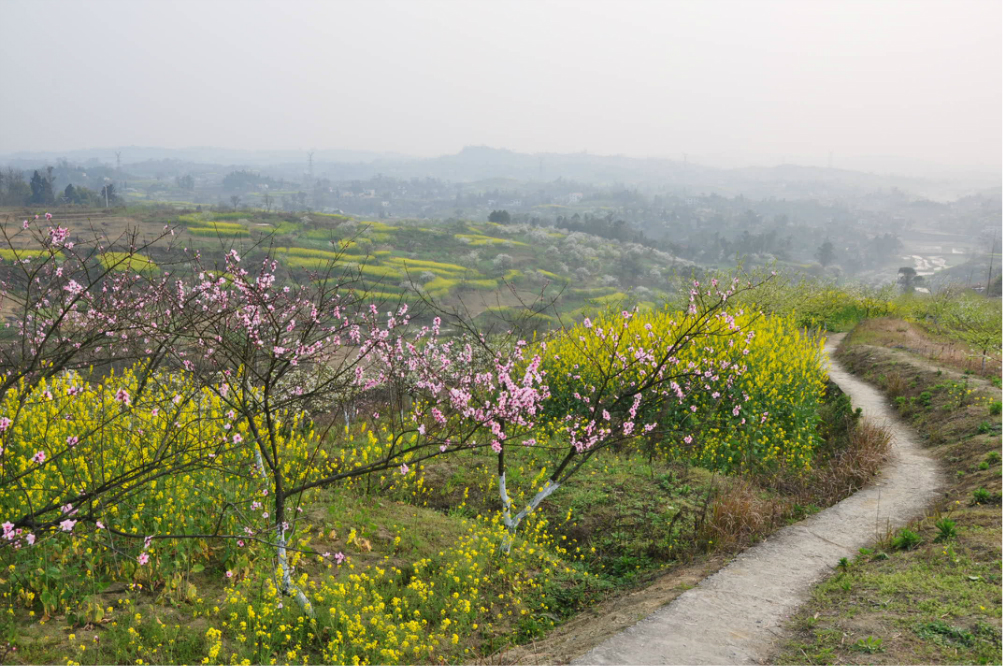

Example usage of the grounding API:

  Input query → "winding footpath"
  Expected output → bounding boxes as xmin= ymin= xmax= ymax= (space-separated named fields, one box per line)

xmin=573 ymin=335 xmax=942 ymax=665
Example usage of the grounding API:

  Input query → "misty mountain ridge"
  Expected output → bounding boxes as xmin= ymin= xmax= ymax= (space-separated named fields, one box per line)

xmin=3 ymin=145 xmax=995 ymax=202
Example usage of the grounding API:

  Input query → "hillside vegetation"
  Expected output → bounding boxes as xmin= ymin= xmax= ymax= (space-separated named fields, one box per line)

xmin=0 ymin=209 xmax=998 ymax=665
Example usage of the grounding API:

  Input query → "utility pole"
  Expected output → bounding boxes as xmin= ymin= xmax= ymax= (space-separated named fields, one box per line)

xmin=114 ymin=152 xmax=122 ymax=199
xmin=986 ymin=229 xmax=998 ymax=294
xmin=307 ymin=150 xmax=315 ymax=212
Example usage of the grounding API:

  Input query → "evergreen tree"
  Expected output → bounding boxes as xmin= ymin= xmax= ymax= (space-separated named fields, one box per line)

xmin=29 ymin=170 xmax=54 ymax=204
xmin=815 ymin=239 xmax=836 ymax=268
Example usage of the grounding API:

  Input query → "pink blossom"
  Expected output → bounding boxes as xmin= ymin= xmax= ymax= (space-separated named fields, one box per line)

xmin=32 ymin=450 xmax=46 ymax=464
xmin=59 ymin=519 xmax=76 ymax=532
xmin=137 ymin=552 xmax=149 ymax=565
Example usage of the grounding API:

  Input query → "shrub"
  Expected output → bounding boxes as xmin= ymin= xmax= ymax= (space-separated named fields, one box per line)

xmin=933 ymin=517 xmax=957 ymax=543
xmin=970 ymin=487 xmax=999 ymax=505
xmin=890 ymin=527 xmax=921 ymax=550
xmin=852 ymin=636 xmax=884 ymax=654
xmin=492 ymin=253 xmax=514 ymax=269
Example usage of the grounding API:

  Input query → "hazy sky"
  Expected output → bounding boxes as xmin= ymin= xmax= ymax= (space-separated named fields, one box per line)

xmin=1 ymin=0 xmax=1000 ymax=174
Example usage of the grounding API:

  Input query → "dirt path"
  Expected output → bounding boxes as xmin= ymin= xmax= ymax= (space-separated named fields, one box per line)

xmin=571 ymin=334 xmax=942 ymax=665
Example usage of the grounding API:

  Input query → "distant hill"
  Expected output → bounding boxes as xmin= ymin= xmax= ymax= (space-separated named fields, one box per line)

xmin=3 ymin=145 xmax=996 ymax=201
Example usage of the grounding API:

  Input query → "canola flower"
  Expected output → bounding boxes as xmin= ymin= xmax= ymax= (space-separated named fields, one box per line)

xmin=1 ymin=217 xmax=832 ymax=664
xmin=539 ymin=304 xmax=827 ymax=472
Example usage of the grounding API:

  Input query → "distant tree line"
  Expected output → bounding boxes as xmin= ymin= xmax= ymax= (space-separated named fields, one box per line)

xmin=222 ymin=170 xmax=284 ymax=192
xmin=0 ymin=167 xmax=118 ymax=207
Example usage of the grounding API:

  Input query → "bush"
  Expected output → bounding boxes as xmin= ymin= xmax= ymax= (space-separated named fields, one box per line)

xmin=970 ymin=487 xmax=999 ymax=505
xmin=891 ymin=527 xmax=922 ymax=550
xmin=933 ymin=517 xmax=957 ymax=543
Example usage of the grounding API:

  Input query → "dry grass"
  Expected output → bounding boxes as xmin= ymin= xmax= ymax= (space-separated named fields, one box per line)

xmin=703 ymin=479 xmax=785 ymax=549
xmin=849 ymin=316 xmax=1002 ymax=378
xmin=704 ymin=415 xmax=891 ymax=552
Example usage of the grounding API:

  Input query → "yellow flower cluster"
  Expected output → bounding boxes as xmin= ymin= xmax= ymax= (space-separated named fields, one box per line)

xmin=540 ymin=309 xmax=827 ymax=472
xmin=203 ymin=513 xmax=577 ymax=664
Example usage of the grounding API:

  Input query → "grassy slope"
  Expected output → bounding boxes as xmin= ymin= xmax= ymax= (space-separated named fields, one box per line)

xmin=776 ymin=318 xmax=1002 ymax=665
xmin=1 ymin=205 xmax=912 ymax=663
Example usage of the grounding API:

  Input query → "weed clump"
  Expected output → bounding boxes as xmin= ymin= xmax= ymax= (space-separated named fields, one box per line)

xmin=933 ymin=517 xmax=957 ymax=543
xmin=890 ymin=527 xmax=921 ymax=551
xmin=970 ymin=487 xmax=1001 ymax=505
